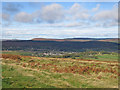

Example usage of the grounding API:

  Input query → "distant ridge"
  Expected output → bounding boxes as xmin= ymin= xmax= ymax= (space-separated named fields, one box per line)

xmin=2 ymin=39 xmax=118 ymax=52
xmin=67 ymin=38 xmax=117 ymax=40
xmin=1 ymin=39 xmax=19 ymax=41
xmin=32 ymin=38 xmax=118 ymax=43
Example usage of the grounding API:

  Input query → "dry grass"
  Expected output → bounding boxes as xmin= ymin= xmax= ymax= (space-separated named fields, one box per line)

xmin=2 ymin=54 xmax=119 ymax=88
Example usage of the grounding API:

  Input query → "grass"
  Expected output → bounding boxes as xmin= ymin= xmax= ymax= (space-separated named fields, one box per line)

xmin=85 ymin=54 xmax=118 ymax=61
xmin=2 ymin=54 xmax=119 ymax=88
xmin=2 ymin=65 xmax=56 ymax=88
xmin=96 ymin=54 xmax=118 ymax=61
xmin=2 ymin=51 xmax=34 ymax=56
xmin=2 ymin=51 xmax=118 ymax=62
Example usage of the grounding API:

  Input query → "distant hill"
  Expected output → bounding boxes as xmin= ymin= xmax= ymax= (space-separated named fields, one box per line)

xmin=2 ymin=40 xmax=118 ymax=52
xmin=1 ymin=39 xmax=19 ymax=41
xmin=67 ymin=38 xmax=116 ymax=40
xmin=32 ymin=38 xmax=118 ymax=43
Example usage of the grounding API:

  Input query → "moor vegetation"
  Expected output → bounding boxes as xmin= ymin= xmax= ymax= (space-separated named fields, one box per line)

xmin=2 ymin=50 xmax=118 ymax=62
xmin=2 ymin=54 xmax=119 ymax=88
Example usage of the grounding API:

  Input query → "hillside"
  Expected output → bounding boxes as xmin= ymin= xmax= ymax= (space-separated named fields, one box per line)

xmin=2 ymin=40 xmax=118 ymax=52
xmin=32 ymin=38 xmax=118 ymax=43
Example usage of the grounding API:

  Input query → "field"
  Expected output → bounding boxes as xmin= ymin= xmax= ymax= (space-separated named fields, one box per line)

xmin=2 ymin=53 xmax=119 ymax=88
xmin=2 ymin=50 xmax=118 ymax=61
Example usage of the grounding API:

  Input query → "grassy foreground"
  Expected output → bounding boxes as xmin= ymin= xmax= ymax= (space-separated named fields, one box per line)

xmin=2 ymin=54 xmax=119 ymax=88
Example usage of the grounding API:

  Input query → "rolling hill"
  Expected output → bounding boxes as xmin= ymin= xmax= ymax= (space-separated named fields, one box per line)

xmin=32 ymin=38 xmax=118 ymax=43
xmin=2 ymin=38 xmax=119 ymax=52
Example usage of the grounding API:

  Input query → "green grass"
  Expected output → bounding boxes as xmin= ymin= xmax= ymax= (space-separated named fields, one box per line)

xmin=2 ymin=64 xmax=118 ymax=88
xmin=2 ymin=51 xmax=34 ymax=56
xmin=2 ymin=65 xmax=56 ymax=88
xmin=85 ymin=54 xmax=118 ymax=61
xmin=96 ymin=54 xmax=118 ymax=61
xmin=2 ymin=54 xmax=119 ymax=88
xmin=2 ymin=51 xmax=118 ymax=62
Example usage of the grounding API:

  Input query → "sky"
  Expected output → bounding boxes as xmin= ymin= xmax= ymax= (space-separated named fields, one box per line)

xmin=1 ymin=2 xmax=118 ymax=40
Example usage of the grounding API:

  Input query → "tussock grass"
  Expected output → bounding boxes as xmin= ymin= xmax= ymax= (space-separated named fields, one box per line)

xmin=2 ymin=54 xmax=119 ymax=88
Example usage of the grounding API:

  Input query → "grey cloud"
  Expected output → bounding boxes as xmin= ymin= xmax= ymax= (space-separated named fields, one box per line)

xmin=93 ymin=5 xmax=118 ymax=27
xmin=2 ymin=13 xmax=10 ymax=21
xmin=4 ymin=2 xmax=118 ymax=28
xmin=69 ymin=3 xmax=90 ymax=20
xmin=14 ymin=12 xmax=34 ymax=23
xmin=70 ymin=3 xmax=82 ymax=14
xmin=103 ymin=21 xmax=118 ymax=27
xmin=93 ymin=6 xmax=118 ymax=21
xmin=35 ymin=22 xmax=89 ymax=28
xmin=2 ymin=3 xmax=22 ymax=25
xmin=3 ymin=3 xmax=21 ymax=13
xmin=14 ymin=3 xmax=65 ymax=23
xmin=64 ymin=22 xmax=89 ymax=27
xmin=40 ymin=3 xmax=64 ymax=23
xmin=95 ymin=23 xmax=102 ymax=27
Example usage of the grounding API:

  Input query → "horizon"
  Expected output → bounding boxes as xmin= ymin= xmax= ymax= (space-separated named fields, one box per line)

xmin=2 ymin=2 xmax=118 ymax=39
xmin=1 ymin=37 xmax=118 ymax=40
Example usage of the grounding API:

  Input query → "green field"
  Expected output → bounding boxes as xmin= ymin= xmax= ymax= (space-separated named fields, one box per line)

xmin=2 ymin=51 xmax=35 ymax=56
xmin=2 ymin=53 xmax=119 ymax=88
xmin=2 ymin=51 xmax=118 ymax=61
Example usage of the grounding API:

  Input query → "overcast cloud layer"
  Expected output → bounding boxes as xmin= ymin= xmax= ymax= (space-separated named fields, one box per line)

xmin=2 ymin=2 xmax=118 ymax=39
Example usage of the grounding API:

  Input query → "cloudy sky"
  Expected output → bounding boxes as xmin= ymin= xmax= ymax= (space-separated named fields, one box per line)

xmin=2 ymin=2 xmax=118 ymax=40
